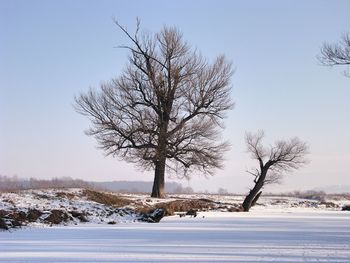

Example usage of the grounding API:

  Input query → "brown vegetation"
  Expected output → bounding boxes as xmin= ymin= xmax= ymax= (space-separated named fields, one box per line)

xmin=26 ymin=209 xmax=43 ymax=222
xmin=44 ymin=210 xmax=71 ymax=225
xmin=155 ymin=199 xmax=217 ymax=216
xmin=82 ymin=189 xmax=132 ymax=207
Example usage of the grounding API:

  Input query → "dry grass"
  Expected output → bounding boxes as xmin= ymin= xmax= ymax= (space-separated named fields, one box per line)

xmin=155 ymin=199 xmax=216 ymax=216
xmin=82 ymin=189 xmax=132 ymax=207
xmin=55 ymin=192 xmax=76 ymax=199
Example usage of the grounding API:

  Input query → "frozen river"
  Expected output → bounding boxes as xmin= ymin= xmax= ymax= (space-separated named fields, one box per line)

xmin=1 ymin=210 xmax=349 ymax=262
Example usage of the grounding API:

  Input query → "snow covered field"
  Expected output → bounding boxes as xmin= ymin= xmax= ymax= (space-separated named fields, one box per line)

xmin=1 ymin=210 xmax=349 ymax=262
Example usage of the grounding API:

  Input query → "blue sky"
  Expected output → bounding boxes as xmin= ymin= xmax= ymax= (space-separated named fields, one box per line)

xmin=1 ymin=0 xmax=349 ymax=193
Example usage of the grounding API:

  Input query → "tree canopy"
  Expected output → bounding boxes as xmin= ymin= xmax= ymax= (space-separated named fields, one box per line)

xmin=75 ymin=21 xmax=234 ymax=197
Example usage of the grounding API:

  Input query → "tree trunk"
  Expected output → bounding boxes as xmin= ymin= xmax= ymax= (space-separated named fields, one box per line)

xmin=242 ymin=169 xmax=267 ymax=212
xmin=242 ymin=187 xmax=260 ymax=212
xmin=151 ymin=105 xmax=170 ymax=198
xmin=151 ymin=157 xmax=166 ymax=198
xmin=251 ymin=191 xmax=262 ymax=207
xmin=151 ymin=120 xmax=168 ymax=198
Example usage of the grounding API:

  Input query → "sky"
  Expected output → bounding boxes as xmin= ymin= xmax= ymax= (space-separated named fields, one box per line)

xmin=1 ymin=0 xmax=349 ymax=193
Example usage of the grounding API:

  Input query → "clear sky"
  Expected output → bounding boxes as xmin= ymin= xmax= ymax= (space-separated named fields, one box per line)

xmin=1 ymin=0 xmax=349 ymax=193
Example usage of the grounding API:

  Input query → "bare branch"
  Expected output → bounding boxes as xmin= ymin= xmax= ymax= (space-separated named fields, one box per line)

xmin=242 ymin=130 xmax=309 ymax=211
xmin=318 ymin=32 xmax=350 ymax=77
xmin=75 ymin=21 xmax=234 ymax=197
xmin=245 ymin=130 xmax=266 ymax=170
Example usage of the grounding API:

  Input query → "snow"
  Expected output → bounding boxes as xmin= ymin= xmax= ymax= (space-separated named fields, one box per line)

xmin=0 ymin=189 xmax=140 ymax=225
xmin=1 ymin=189 xmax=350 ymax=261
xmin=1 ymin=210 xmax=349 ymax=262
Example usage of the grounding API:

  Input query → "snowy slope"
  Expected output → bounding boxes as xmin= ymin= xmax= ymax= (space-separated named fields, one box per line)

xmin=1 ymin=188 xmax=349 ymax=230
xmin=1 ymin=189 xmax=350 ymax=262
xmin=0 ymin=189 xmax=146 ymax=228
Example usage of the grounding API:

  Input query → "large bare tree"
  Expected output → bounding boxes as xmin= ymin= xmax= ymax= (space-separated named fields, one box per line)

xmin=242 ymin=131 xmax=309 ymax=211
xmin=318 ymin=32 xmax=350 ymax=77
xmin=75 ymin=21 xmax=234 ymax=198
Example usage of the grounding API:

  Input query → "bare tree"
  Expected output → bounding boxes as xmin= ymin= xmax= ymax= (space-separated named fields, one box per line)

xmin=75 ymin=21 xmax=234 ymax=198
xmin=242 ymin=131 xmax=309 ymax=211
xmin=318 ymin=32 xmax=350 ymax=77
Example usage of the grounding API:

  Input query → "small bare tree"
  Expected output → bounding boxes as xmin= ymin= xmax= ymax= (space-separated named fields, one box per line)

xmin=242 ymin=131 xmax=309 ymax=212
xmin=75 ymin=21 xmax=234 ymax=198
xmin=318 ymin=32 xmax=350 ymax=77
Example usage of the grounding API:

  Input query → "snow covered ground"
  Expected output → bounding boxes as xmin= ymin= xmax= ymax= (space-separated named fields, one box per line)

xmin=1 ymin=189 xmax=350 ymax=262
xmin=1 ymin=210 xmax=349 ymax=262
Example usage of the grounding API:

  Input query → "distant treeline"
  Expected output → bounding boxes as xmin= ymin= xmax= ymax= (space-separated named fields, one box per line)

xmin=94 ymin=180 xmax=194 ymax=194
xmin=0 ymin=175 xmax=93 ymax=192
xmin=264 ymin=190 xmax=350 ymax=200
xmin=0 ymin=175 xmax=194 ymax=194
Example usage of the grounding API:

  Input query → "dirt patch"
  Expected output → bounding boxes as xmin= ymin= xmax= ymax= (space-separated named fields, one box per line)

xmin=44 ymin=209 xmax=71 ymax=225
xmin=26 ymin=209 xmax=43 ymax=222
xmin=69 ymin=210 xmax=88 ymax=222
xmin=0 ymin=218 xmax=8 ymax=230
xmin=320 ymin=201 xmax=339 ymax=208
xmin=82 ymin=189 xmax=132 ymax=207
xmin=8 ymin=211 xmax=27 ymax=222
xmin=0 ymin=210 xmax=23 ymax=229
xmin=0 ymin=209 xmax=10 ymax=217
